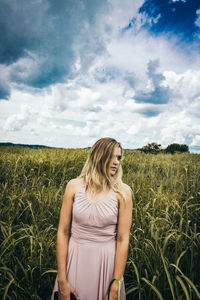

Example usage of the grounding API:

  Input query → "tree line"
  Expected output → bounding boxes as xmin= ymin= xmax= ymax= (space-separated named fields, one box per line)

xmin=137 ymin=142 xmax=189 ymax=154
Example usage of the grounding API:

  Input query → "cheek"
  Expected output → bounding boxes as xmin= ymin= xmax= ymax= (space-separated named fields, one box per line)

xmin=110 ymin=159 xmax=114 ymax=166
xmin=107 ymin=160 xmax=112 ymax=169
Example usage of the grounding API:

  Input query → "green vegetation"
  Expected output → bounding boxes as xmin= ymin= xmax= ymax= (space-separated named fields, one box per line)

xmin=138 ymin=142 xmax=189 ymax=154
xmin=0 ymin=146 xmax=200 ymax=299
xmin=165 ymin=143 xmax=189 ymax=154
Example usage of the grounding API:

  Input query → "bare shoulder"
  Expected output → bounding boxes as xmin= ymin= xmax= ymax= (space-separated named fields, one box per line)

xmin=121 ymin=183 xmax=132 ymax=198
xmin=116 ymin=183 xmax=132 ymax=207
xmin=65 ymin=177 xmax=85 ymax=195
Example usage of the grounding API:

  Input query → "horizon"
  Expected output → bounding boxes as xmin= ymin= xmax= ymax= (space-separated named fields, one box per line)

xmin=1 ymin=141 xmax=199 ymax=154
xmin=0 ymin=0 xmax=200 ymax=153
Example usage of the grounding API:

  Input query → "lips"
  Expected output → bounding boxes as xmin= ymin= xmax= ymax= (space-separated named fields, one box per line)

xmin=111 ymin=167 xmax=117 ymax=171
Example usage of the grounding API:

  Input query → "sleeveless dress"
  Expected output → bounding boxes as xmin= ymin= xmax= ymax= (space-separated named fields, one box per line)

xmin=51 ymin=185 xmax=126 ymax=300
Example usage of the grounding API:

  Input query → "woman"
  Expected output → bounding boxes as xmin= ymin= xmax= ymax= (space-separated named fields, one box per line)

xmin=51 ymin=137 xmax=133 ymax=300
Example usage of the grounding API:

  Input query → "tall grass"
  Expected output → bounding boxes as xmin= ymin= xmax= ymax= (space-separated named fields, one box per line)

xmin=124 ymin=151 xmax=200 ymax=299
xmin=0 ymin=146 xmax=199 ymax=299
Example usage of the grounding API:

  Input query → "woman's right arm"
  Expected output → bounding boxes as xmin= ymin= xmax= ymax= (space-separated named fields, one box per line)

xmin=56 ymin=179 xmax=80 ymax=300
xmin=56 ymin=179 xmax=75 ymax=282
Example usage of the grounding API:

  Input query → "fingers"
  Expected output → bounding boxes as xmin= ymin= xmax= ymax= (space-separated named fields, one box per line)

xmin=58 ymin=292 xmax=70 ymax=300
xmin=57 ymin=280 xmax=80 ymax=300
xmin=58 ymin=291 xmax=69 ymax=299
xmin=71 ymin=290 xmax=80 ymax=299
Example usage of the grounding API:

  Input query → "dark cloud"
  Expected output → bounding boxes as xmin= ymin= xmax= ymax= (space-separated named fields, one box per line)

xmin=123 ymin=71 xmax=137 ymax=88
xmin=139 ymin=108 xmax=160 ymax=117
xmin=135 ymin=59 xmax=171 ymax=104
xmin=136 ymin=87 xmax=170 ymax=104
xmin=0 ymin=79 xmax=10 ymax=100
xmin=147 ymin=59 xmax=165 ymax=86
xmin=0 ymin=0 xmax=48 ymax=64
xmin=0 ymin=0 xmax=108 ymax=98
xmin=93 ymin=66 xmax=122 ymax=83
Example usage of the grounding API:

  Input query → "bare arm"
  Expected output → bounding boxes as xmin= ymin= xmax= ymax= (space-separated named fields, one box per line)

xmin=113 ymin=184 xmax=132 ymax=278
xmin=56 ymin=179 xmax=76 ymax=282
xmin=107 ymin=184 xmax=133 ymax=299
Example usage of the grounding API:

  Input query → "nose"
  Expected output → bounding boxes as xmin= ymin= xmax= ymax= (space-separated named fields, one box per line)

xmin=113 ymin=157 xmax=119 ymax=165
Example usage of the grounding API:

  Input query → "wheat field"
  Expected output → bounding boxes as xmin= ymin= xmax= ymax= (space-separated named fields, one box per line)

xmin=0 ymin=146 xmax=200 ymax=299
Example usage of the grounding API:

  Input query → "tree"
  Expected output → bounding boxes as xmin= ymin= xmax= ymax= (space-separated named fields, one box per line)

xmin=165 ymin=143 xmax=189 ymax=154
xmin=138 ymin=142 xmax=162 ymax=154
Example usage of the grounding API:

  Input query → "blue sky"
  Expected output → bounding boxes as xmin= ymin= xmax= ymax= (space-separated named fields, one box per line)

xmin=0 ymin=0 xmax=200 ymax=152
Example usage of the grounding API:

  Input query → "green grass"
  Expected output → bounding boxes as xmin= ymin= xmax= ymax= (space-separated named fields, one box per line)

xmin=0 ymin=146 xmax=200 ymax=299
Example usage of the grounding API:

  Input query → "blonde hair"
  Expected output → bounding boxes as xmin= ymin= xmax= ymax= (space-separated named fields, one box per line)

xmin=79 ymin=137 xmax=125 ymax=201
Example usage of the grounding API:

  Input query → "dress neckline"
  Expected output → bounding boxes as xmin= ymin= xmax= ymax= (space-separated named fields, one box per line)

xmin=84 ymin=185 xmax=112 ymax=205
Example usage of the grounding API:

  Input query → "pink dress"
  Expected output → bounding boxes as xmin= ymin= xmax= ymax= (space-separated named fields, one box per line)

xmin=51 ymin=185 xmax=126 ymax=300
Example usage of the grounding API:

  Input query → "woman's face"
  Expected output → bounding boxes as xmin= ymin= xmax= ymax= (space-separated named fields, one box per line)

xmin=109 ymin=145 xmax=122 ymax=176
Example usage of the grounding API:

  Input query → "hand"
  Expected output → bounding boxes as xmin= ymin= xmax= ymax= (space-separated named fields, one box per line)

xmin=58 ymin=279 xmax=80 ymax=300
xmin=105 ymin=280 xmax=119 ymax=300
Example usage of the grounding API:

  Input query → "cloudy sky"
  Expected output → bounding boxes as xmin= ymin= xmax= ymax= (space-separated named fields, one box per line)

xmin=0 ymin=0 xmax=200 ymax=152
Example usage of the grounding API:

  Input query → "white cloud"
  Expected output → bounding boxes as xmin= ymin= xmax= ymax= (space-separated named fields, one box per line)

xmin=195 ymin=9 xmax=200 ymax=30
xmin=171 ymin=0 xmax=186 ymax=2
xmin=191 ymin=135 xmax=200 ymax=146
xmin=10 ymin=52 xmax=39 ymax=82
xmin=106 ymin=0 xmax=145 ymax=33
xmin=127 ymin=123 xmax=141 ymax=135
xmin=163 ymin=70 xmax=200 ymax=99
xmin=0 ymin=0 xmax=200 ymax=152
xmin=194 ymin=9 xmax=200 ymax=39
xmin=3 ymin=113 xmax=28 ymax=131
xmin=86 ymin=112 xmax=100 ymax=122
xmin=3 ymin=104 xmax=37 ymax=131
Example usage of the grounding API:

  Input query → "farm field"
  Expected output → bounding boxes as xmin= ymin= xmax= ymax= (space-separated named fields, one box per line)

xmin=0 ymin=146 xmax=200 ymax=300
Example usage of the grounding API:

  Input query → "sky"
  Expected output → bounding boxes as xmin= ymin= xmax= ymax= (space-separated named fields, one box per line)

xmin=0 ymin=0 xmax=200 ymax=152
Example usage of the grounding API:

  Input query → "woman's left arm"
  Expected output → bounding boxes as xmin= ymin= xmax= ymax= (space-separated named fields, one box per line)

xmin=107 ymin=184 xmax=133 ymax=300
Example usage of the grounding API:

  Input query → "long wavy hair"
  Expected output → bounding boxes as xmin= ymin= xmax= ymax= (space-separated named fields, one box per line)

xmin=79 ymin=137 xmax=125 ymax=200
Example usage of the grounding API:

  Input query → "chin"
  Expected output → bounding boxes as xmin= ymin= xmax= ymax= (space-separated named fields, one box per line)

xmin=110 ymin=170 xmax=117 ymax=176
